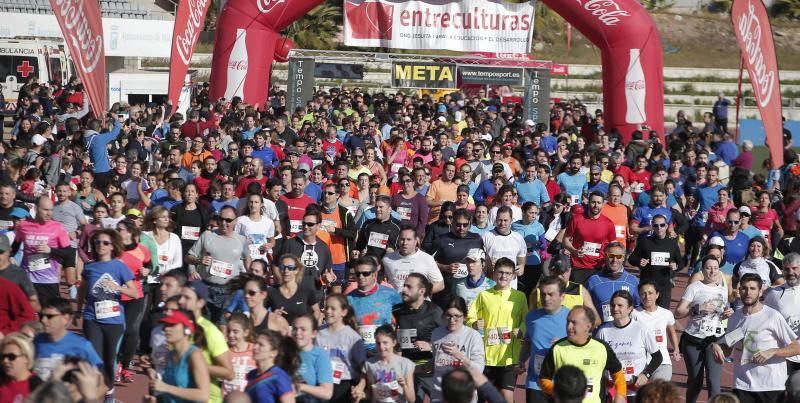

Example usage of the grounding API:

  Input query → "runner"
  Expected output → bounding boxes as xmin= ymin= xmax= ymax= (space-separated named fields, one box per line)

xmin=222 ymin=313 xmax=256 ymax=396
xmin=732 ymin=236 xmax=784 ymax=290
xmin=267 ymin=254 xmax=321 ymax=325
xmin=352 ymin=324 xmax=416 ymax=403
xmin=346 ymin=257 xmax=402 ymax=354
xmin=563 ymin=191 xmax=617 ymax=284
xmin=453 ymin=248 xmax=496 ymax=309
xmin=318 ymin=294 xmax=366 ymax=403
xmin=292 ymin=313 xmax=334 ymax=402
xmin=587 ymin=242 xmax=641 ymax=323
xmin=245 ymin=330 xmax=298 ymax=402
xmin=275 ymin=205 xmax=334 ymax=300
xmin=628 ymin=214 xmax=682 ymax=308
xmin=234 ymin=193 xmax=276 ymax=264
xmin=511 ymin=202 xmax=547 ymax=296
xmin=635 ymin=280 xmax=681 ymax=381
xmin=481 ymin=206 xmax=527 ymax=290
xmin=764 ymin=252 xmax=800 ymax=374
xmin=430 ymin=296 xmax=485 ymax=401
xmin=382 ymin=225 xmax=444 ymax=293
xmin=355 ymin=195 xmax=402 ymax=260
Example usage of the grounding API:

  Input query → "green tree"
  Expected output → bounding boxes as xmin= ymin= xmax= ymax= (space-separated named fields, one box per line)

xmin=284 ymin=2 xmax=342 ymax=49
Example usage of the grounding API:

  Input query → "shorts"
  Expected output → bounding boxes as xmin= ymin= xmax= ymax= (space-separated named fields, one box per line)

xmin=483 ymin=365 xmax=516 ymax=391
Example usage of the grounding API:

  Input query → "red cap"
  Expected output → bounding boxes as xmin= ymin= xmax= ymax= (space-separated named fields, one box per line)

xmin=158 ymin=311 xmax=195 ymax=332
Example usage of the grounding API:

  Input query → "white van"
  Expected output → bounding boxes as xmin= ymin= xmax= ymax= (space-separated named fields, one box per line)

xmin=0 ymin=37 xmax=73 ymax=113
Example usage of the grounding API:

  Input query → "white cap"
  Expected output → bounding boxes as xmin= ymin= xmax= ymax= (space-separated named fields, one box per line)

xmin=709 ymin=236 xmax=725 ymax=248
xmin=31 ymin=134 xmax=46 ymax=146
xmin=403 ymin=116 xmax=411 ymax=123
xmin=465 ymin=248 xmax=485 ymax=262
xmin=739 ymin=205 xmax=751 ymax=215
xmin=437 ymin=116 xmax=447 ymax=122
xmin=524 ymin=119 xmax=535 ymax=126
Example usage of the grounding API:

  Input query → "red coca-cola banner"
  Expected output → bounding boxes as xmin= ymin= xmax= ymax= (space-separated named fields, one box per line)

xmin=209 ymin=0 xmax=324 ymax=106
xmin=49 ymin=0 xmax=107 ymax=119
xmin=732 ymin=0 xmax=783 ymax=167
xmin=168 ymin=0 xmax=212 ymax=107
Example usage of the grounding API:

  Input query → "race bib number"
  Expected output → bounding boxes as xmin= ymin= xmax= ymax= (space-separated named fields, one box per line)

xmin=788 ymin=316 xmax=800 ymax=333
xmin=486 ymin=327 xmax=501 ymax=346
xmin=209 ymin=259 xmax=234 ymax=279
xmin=569 ymin=194 xmax=581 ymax=206
xmin=322 ymin=219 xmax=336 ymax=232
xmin=498 ymin=326 xmax=512 ymax=344
xmin=398 ymin=328 xmax=417 ymax=350
xmin=95 ymin=300 xmax=121 ymax=319
xmin=0 ymin=220 xmax=12 ymax=231
xmin=29 ymin=257 xmax=50 ymax=272
xmin=654 ymin=328 xmax=665 ymax=346
xmin=373 ymin=381 xmax=401 ymax=401
xmin=390 ymin=163 xmax=403 ymax=173
xmin=367 ymin=232 xmax=390 ymax=249
xmin=650 ymin=252 xmax=670 ymax=266
xmin=581 ymin=242 xmax=601 ymax=257
xmin=360 ymin=324 xmax=378 ymax=344
xmin=397 ymin=207 xmax=412 ymax=221
xmin=533 ymin=354 xmax=545 ymax=375
xmin=760 ymin=229 xmax=770 ymax=239
xmin=249 ymin=244 xmax=263 ymax=259
xmin=545 ymin=225 xmax=560 ymax=242
xmin=454 ymin=263 xmax=468 ymax=279
xmin=331 ymin=361 xmax=346 ymax=385
xmin=633 ymin=183 xmax=645 ymax=193
xmin=699 ymin=317 xmax=724 ymax=337
xmin=181 ymin=226 xmax=200 ymax=241
xmin=289 ymin=220 xmax=302 ymax=234
xmin=623 ymin=360 xmax=635 ymax=381
xmin=586 ymin=377 xmax=595 ymax=397
xmin=614 ymin=225 xmax=626 ymax=239
xmin=602 ymin=304 xmax=612 ymax=322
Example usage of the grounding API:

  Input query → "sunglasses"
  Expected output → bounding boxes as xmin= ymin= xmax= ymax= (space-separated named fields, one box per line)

xmin=279 ymin=264 xmax=298 ymax=272
xmin=490 ymin=150 xmax=502 ymax=154
xmin=356 ymin=271 xmax=374 ymax=277
xmin=454 ymin=222 xmax=470 ymax=228
xmin=220 ymin=217 xmax=236 ymax=223
xmin=246 ymin=290 xmax=260 ymax=296
xmin=93 ymin=240 xmax=112 ymax=246
xmin=0 ymin=353 xmax=21 ymax=361
xmin=302 ymin=221 xmax=318 ymax=227
xmin=653 ymin=223 xmax=667 ymax=228
xmin=325 ymin=191 xmax=338 ymax=196
xmin=606 ymin=253 xmax=625 ymax=260
xmin=727 ymin=220 xmax=740 ymax=225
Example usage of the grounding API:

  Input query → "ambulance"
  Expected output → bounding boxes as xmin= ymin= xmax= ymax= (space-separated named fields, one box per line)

xmin=0 ymin=37 xmax=73 ymax=113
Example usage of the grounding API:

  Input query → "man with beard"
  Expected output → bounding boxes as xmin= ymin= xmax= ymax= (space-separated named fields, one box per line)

xmin=411 ymin=137 xmax=435 ymax=166
xmin=764 ymin=252 xmax=800 ymax=374
xmin=557 ymin=153 xmax=588 ymax=206
xmin=713 ymin=273 xmax=800 ymax=402
xmin=563 ymin=191 xmax=617 ymax=284
xmin=392 ymin=273 xmax=444 ymax=402
xmin=432 ymin=209 xmax=484 ymax=307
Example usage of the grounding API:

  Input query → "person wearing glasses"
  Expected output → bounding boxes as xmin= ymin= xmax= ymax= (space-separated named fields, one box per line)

xmin=628 ymin=214 xmax=682 ymax=309
xmin=430 ymin=296 xmax=485 ymax=402
xmin=586 ymin=242 xmax=641 ymax=323
xmin=275 ymin=205 xmax=333 ymax=300
xmin=709 ymin=208 xmax=751 ymax=266
xmin=466 ymin=257 xmax=528 ymax=402
xmin=0 ymin=332 xmax=42 ymax=401
xmin=346 ymin=256 xmax=402 ymax=355
xmin=186 ymin=205 xmax=251 ymax=324
xmin=267 ymin=253 xmax=322 ymax=325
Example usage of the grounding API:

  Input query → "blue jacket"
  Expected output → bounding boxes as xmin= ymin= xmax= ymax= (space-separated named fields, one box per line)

xmin=84 ymin=121 xmax=121 ymax=173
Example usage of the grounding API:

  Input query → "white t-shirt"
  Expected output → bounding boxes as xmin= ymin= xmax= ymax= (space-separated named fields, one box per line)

xmin=634 ymin=307 xmax=676 ymax=364
xmin=764 ymin=284 xmax=800 ymax=363
xmin=481 ymin=229 xmax=527 ymax=289
xmin=381 ymin=249 xmax=444 ymax=290
xmin=487 ymin=205 xmax=523 ymax=227
xmin=234 ymin=215 xmax=276 ymax=261
xmin=596 ymin=319 xmax=659 ymax=384
xmin=725 ymin=305 xmax=798 ymax=392
xmin=142 ymin=231 xmax=183 ymax=283
xmin=680 ymin=280 xmax=729 ymax=339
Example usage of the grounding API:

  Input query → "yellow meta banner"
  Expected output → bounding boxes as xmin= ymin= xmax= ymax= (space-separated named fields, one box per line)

xmin=392 ymin=62 xmax=457 ymax=89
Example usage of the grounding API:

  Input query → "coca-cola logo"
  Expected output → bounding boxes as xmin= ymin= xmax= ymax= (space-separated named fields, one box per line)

xmin=626 ymin=80 xmax=645 ymax=90
xmin=228 ymin=60 xmax=248 ymax=70
xmin=257 ymin=0 xmax=286 ymax=14
xmin=737 ymin=1 xmax=776 ymax=108
xmin=53 ymin=0 xmax=102 ymax=73
xmin=175 ymin=0 xmax=210 ymax=65
xmin=575 ymin=0 xmax=631 ymax=26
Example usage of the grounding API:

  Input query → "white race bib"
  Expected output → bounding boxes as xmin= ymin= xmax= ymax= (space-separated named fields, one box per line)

xmin=454 ymin=263 xmax=468 ymax=279
xmin=28 ymin=257 xmax=50 ymax=272
xmin=95 ymin=300 xmax=121 ymax=319
xmin=614 ymin=225 xmax=626 ymax=239
xmin=390 ymin=163 xmax=403 ymax=173
xmin=398 ymin=328 xmax=417 ymax=350
xmin=486 ymin=327 xmax=501 ymax=346
xmin=289 ymin=220 xmax=302 ymax=234
xmin=209 ymin=259 xmax=234 ymax=279
xmin=322 ymin=219 xmax=336 ymax=232
xmin=623 ymin=360 xmax=635 ymax=380
xmin=360 ymin=324 xmax=378 ymax=344
xmin=373 ymin=381 xmax=400 ymax=401
xmin=367 ymin=232 xmax=390 ymax=249
xmin=760 ymin=229 xmax=770 ymax=239
xmin=331 ymin=361 xmax=346 ymax=384
xmin=533 ymin=354 xmax=545 ymax=375
xmin=569 ymin=194 xmax=581 ymax=206
xmin=249 ymin=244 xmax=263 ymax=259
xmin=653 ymin=328 xmax=665 ymax=347
xmin=602 ymin=304 xmax=612 ymax=322
xmin=397 ymin=207 xmax=412 ymax=221
xmin=581 ymin=242 xmax=601 ymax=257
xmin=650 ymin=252 xmax=670 ymax=266
xmin=181 ymin=226 xmax=200 ymax=240
xmin=699 ymin=317 xmax=724 ymax=337
xmin=633 ymin=183 xmax=645 ymax=193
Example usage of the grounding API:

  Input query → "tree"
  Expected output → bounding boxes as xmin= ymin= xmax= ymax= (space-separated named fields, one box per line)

xmin=284 ymin=2 xmax=342 ymax=50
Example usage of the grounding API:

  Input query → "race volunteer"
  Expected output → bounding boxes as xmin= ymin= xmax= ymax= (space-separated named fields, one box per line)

xmin=431 ymin=209 xmax=484 ymax=306
xmin=466 ymin=257 xmax=527 ymax=402
xmin=275 ymin=205 xmax=333 ymax=298
xmin=519 ymin=275 xmax=570 ymax=402
xmin=319 ymin=182 xmax=357 ymax=286
xmin=481 ymin=206 xmax=526 ymax=286
xmin=346 ymin=257 xmax=402 ymax=354
xmin=354 ymin=195 xmax=402 ymax=260
xmin=600 ymin=184 xmax=632 ymax=249
xmin=186 ymin=205 xmax=251 ymax=324
xmin=392 ymin=274 xmax=444 ymax=401
xmin=538 ymin=305 xmax=627 ymax=403
xmin=528 ymin=255 xmax=601 ymax=326
xmin=596 ymin=290 xmax=663 ymax=398
xmin=713 ymin=273 xmax=800 ymax=402
xmin=453 ymin=248 xmax=496 ymax=309
xmin=628 ymin=214 xmax=682 ymax=308
xmin=634 ymin=280 xmax=681 ymax=382
xmin=382 ymin=225 xmax=444 ymax=293
xmin=278 ymin=171 xmax=316 ymax=237
xmin=563 ymin=191 xmax=617 ymax=284
xmin=12 ymin=196 xmax=74 ymax=303
xmin=764 ymin=252 xmax=800 ymax=373
xmin=587 ymin=242 xmax=641 ymax=323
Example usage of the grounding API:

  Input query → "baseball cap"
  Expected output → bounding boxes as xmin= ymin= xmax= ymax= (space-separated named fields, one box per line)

xmin=524 ymin=119 xmax=535 ymax=126
xmin=186 ymin=280 xmax=210 ymax=300
xmin=403 ymin=116 xmax=411 ymax=123
xmin=31 ymin=134 xmax=46 ymax=146
xmin=590 ymin=165 xmax=603 ymax=174
xmin=465 ymin=248 xmax=485 ymax=262
xmin=549 ymin=254 xmax=572 ymax=274
xmin=0 ymin=236 xmax=9 ymax=253
xmin=126 ymin=208 xmax=143 ymax=218
xmin=437 ymin=116 xmax=447 ymax=123
xmin=158 ymin=310 xmax=195 ymax=332
xmin=437 ymin=104 xmax=447 ymax=113
xmin=284 ymin=146 xmax=300 ymax=156
xmin=739 ymin=206 xmax=751 ymax=216
xmin=9 ymin=207 xmax=29 ymax=219
xmin=492 ymin=163 xmax=505 ymax=173
xmin=487 ymin=106 xmax=498 ymax=113
xmin=709 ymin=236 xmax=726 ymax=248
xmin=298 ymin=162 xmax=311 ymax=172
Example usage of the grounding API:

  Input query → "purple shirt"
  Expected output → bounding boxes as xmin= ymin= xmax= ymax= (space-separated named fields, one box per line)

xmin=731 ymin=149 xmax=753 ymax=170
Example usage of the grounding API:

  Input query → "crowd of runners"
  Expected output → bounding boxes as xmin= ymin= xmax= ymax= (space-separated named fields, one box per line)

xmin=0 ymin=76 xmax=799 ymax=403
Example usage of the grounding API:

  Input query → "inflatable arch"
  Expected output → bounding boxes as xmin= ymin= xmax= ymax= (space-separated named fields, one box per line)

xmin=208 ymin=0 xmax=664 ymax=141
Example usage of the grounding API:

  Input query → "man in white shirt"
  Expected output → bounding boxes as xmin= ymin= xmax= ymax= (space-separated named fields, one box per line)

xmin=713 ymin=273 xmax=800 ymax=403
xmin=764 ymin=252 xmax=800 ymax=375
xmin=382 ymin=225 xmax=444 ymax=294
xmin=481 ymin=206 xmax=526 ymax=288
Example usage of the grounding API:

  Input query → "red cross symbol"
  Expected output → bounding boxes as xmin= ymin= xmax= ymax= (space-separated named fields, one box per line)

xmin=17 ymin=60 xmax=34 ymax=78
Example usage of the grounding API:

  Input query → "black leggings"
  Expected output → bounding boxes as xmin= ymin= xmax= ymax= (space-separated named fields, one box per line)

xmin=330 ymin=380 xmax=353 ymax=403
xmin=120 ymin=298 xmax=147 ymax=368
xmin=84 ymin=320 xmax=125 ymax=388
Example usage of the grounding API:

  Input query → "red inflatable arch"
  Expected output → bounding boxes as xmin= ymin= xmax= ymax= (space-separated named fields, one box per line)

xmin=209 ymin=0 xmax=663 ymax=141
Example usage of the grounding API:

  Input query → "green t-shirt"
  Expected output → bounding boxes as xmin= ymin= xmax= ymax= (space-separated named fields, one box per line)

xmin=197 ymin=316 xmax=230 ymax=403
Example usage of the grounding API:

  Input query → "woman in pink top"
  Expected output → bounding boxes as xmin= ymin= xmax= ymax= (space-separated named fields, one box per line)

xmin=751 ymin=190 xmax=784 ymax=246
xmin=704 ymin=187 xmax=736 ymax=235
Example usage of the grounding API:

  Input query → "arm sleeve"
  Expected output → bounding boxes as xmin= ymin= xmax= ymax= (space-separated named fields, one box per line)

xmin=642 ymin=351 xmax=663 ymax=378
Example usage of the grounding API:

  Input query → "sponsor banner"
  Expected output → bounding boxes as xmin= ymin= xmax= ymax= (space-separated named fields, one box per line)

xmin=0 ymin=13 xmax=173 ymax=57
xmin=315 ymin=63 xmax=365 ymax=79
xmin=458 ymin=66 xmax=523 ymax=85
xmin=551 ymin=63 xmax=569 ymax=76
xmin=287 ymin=57 xmax=316 ymax=111
xmin=732 ymin=0 xmax=783 ymax=167
xmin=392 ymin=62 xmax=456 ymax=89
xmin=344 ymin=0 xmax=535 ymax=54
xmin=168 ymin=0 xmax=212 ymax=106
xmin=48 ymin=0 xmax=107 ymax=118
xmin=523 ymin=68 xmax=551 ymax=130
